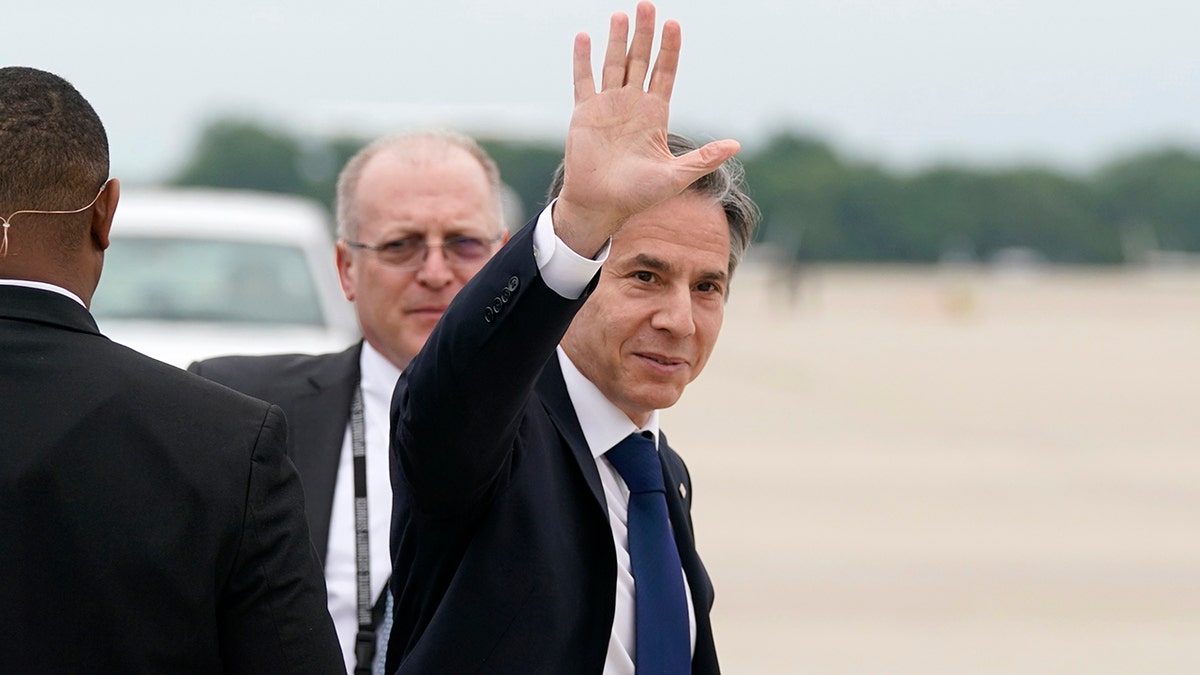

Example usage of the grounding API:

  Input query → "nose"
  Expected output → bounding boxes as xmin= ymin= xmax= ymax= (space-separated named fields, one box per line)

xmin=649 ymin=284 xmax=695 ymax=337
xmin=415 ymin=244 xmax=453 ymax=289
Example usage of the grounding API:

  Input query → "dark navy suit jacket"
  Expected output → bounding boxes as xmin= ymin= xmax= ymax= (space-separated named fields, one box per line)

xmin=386 ymin=221 xmax=720 ymax=674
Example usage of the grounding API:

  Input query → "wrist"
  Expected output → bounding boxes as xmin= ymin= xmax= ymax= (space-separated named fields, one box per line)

xmin=551 ymin=197 xmax=622 ymax=260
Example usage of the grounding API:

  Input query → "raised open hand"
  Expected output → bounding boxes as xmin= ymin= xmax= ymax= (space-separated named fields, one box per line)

xmin=554 ymin=2 xmax=741 ymax=257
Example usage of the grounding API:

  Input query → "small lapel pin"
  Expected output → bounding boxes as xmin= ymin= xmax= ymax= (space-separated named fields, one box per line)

xmin=678 ymin=483 xmax=687 ymax=499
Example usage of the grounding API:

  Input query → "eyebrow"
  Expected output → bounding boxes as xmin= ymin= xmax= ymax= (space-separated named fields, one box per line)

xmin=631 ymin=253 xmax=671 ymax=273
xmin=381 ymin=227 xmax=494 ymax=241
xmin=629 ymin=253 xmax=728 ymax=284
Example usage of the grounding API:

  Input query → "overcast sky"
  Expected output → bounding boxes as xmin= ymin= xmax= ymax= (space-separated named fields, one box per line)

xmin=7 ymin=0 xmax=1199 ymax=182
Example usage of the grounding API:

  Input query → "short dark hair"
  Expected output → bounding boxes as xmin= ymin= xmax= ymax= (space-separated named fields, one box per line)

xmin=0 ymin=67 xmax=109 ymax=212
xmin=545 ymin=132 xmax=760 ymax=279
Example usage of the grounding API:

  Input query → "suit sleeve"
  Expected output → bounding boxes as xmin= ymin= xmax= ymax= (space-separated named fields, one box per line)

xmin=217 ymin=404 xmax=345 ymax=675
xmin=392 ymin=219 xmax=596 ymax=517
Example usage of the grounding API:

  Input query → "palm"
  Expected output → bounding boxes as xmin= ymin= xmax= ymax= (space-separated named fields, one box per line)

xmin=565 ymin=80 xmax=675 ymax=218
xmin=555 ymin=2 xmax=739 ymax=254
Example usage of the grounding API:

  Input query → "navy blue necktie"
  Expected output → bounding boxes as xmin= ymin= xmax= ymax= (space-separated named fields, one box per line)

xmin=606 ymin=432 xmax=690 ymax=674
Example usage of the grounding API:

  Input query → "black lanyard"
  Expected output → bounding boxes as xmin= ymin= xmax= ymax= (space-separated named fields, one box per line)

xmin=349 ymin=387 xmax=375 ymax=675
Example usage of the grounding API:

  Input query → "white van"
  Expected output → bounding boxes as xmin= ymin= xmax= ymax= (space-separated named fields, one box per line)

xmin=92 ymin=188 xmax=359 ymax=368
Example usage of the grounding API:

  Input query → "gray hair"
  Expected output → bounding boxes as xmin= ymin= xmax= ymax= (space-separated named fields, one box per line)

xmin=335 ymin=130 xmax=505 ymax=240
xmin=546 ymin=132 xmax=759 ymax=280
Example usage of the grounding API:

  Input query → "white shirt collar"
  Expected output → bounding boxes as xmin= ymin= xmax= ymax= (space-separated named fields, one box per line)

xmin=556 ymin=346 xmax=660 ymax=460
xmin=0 ymin=278 xmax=86 ymax=307
xmin=359 ymin=339 xmax=404 ymax=397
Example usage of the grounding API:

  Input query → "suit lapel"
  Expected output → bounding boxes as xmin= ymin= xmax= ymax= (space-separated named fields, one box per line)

xmin=537 ymin=355 xmax=607 ymax=511
xmin=658 ymin=435 xmax=705 ymax=591
xmin=289 ymin=342 xmax=362 ymax=562
xmin=535 ymin=353 xmax=719 ymax=669
xmin=658 ymin=432 xmax=720 ymax=670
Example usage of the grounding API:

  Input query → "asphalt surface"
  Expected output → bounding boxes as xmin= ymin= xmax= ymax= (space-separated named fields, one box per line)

xmin=662 ymin=263 xmax=1200 ymax=674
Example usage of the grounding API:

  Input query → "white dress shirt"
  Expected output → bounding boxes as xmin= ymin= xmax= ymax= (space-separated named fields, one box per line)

xmin=534 ymin=205 xmax=697 ymax=674
xmin=324 ymin=341 xmax=400 ymax=674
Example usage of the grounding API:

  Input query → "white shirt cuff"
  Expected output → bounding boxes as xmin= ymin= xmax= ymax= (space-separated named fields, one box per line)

xmin=532 ymin=198 xmax=609 ymax=300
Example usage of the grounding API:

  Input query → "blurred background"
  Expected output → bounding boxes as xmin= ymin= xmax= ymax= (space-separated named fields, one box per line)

xmin=8 ymin=0 xmax=1200 ymax=671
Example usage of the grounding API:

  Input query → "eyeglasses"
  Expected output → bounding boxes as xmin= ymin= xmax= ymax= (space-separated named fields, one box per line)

xmin=343 ymin=233 xmax=502 ymax=269
xmin=1 ymin=180 xmax=111 ymax=257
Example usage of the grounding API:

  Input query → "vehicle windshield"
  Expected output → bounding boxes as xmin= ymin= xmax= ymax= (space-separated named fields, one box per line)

xmin=93 ymin=237 xmax=325 ymax=326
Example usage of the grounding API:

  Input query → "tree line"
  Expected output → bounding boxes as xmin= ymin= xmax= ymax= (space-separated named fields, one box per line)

xmin=172 ymin=118 xmax=1200 ymax=264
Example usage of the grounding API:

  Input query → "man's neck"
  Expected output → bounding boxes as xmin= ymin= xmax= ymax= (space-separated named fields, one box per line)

xmin=556 ymin=347 xmax=661 ymax=459
xmin=360 ymin=340 xmax=405 ymax=393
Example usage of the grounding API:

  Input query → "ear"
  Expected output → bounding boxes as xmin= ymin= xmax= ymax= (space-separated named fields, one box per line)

xmin=334 ymin=239 xmax=357 ymax=302
xmin=90 ymin=178 xmax=119 ymax=251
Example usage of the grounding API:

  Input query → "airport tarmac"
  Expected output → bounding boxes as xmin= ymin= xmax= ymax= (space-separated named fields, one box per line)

xmin=661 ymin=263 xmax=1200 ymax=674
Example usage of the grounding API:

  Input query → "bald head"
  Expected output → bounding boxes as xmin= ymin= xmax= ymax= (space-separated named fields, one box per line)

xmin=331 ymin=129 xmax=508 ymax=369
xmin=336 ymin=130 xmax=505 ymax=241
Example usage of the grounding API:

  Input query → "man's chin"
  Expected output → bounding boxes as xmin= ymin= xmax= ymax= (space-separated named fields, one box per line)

xmin=398 ymin=314 xmax=444 ymax=345
xmin=627 ymin=384 xmax=687 ymax=416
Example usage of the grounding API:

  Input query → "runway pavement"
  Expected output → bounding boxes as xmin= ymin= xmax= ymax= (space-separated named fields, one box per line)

xmin=661 ymin=263 xmax=1200 ymax=674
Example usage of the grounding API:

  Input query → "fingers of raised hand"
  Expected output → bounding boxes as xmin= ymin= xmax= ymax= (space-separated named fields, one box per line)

xmin=623 ymin=2 xmax=656 ymax=88
xmin=647 ymin=18 xmax=680 ymax=100
xmin=601 ymin=11 xmax=631 ymax=91
xmin=573 ymin=32 xmax=595 ymax=103
xmin=672 ymin=140 xmax=742 ymax=187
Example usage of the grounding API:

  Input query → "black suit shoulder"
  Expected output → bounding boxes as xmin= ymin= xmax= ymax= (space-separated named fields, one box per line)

xmin=189 ymin=348 xmax=355 ymax=403
xmin=189 ymin=343 xmax=361 ymax=562
xmin=92 ymin=332 xmax=283 ymax=440
xmin=1 ymin=290 xmax=345 ymax=673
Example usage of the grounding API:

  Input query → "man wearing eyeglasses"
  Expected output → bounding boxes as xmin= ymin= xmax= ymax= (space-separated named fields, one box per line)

xmin=0 ymin=66 xmax=343 ymax=673
xmin=189 ymin=130 xmax=507 ymax=675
